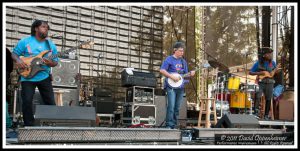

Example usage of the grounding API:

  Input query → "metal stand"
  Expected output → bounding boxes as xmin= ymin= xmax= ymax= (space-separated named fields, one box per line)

xmin=13 ymin=89 xmax=18 ymax=121
xmin=245 ymin=53 xmax=252 ymax=115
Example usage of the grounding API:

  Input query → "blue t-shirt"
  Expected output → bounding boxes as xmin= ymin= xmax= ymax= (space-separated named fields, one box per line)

xmin=13 ymin=36 xmax=59 ymax=82
xmin=160 ymin=55 xmax=189 ymax=89
xmin=250 ymin=60 xmax=277 ymax=73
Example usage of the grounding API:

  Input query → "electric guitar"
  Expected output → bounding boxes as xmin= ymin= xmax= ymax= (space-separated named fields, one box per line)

xmin=166 ymin=67 xmax=201 ymax=88
xmin=257 ymin=63 xmax=282 ymax=81
xmin=17 ymin=40 xmax=94 ymax=79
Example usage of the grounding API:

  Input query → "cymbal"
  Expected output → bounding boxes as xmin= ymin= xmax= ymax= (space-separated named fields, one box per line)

xmin=208 ymin=60 xmax=229 ymax=73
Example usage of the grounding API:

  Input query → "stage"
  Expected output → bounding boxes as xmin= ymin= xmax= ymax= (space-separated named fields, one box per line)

xmin=5 ymin=119 xmax=294 ymax=145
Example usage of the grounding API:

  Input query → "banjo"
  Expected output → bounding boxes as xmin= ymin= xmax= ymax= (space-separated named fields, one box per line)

xmin=166 ymin=67 xmax=201 ymax=88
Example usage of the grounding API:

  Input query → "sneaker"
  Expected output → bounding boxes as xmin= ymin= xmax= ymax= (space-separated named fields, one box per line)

xmin=6 ymin=131 xmax=18 ymax=138
xmin=264 ymin=115 xmax=270 ymax=121
xmin=165 ymin=126 xmax=172 ymax=129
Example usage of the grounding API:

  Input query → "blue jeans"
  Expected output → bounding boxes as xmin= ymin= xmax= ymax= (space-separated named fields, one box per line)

xmin=165 ymin=87 xmax=184 ymax=128
xmin=6 ymin=102 xmax=12 ymax=128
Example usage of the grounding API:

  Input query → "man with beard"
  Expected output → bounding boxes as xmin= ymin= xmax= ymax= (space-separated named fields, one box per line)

xmin=11 ymin=20 xmax=59 ymax=126
xmin=249 ymin=47 xmax=281 ymax=120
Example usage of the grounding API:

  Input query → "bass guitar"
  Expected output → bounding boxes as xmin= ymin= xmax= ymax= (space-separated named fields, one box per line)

xmin=257 ymin=63 xmax=281 ymax=81
xmin=17 ymin=40 xmax=94 ymax=78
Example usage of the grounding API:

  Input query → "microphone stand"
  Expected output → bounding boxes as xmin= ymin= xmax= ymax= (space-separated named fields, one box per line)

xmin=245 ymin=52 xmax=252 ymax=115
xmin=95 ymin=52 xmax=104 ymax=114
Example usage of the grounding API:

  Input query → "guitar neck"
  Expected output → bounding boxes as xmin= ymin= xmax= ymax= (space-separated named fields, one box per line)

xmin=43 ymin=53 xmax=58 ymax=60
xmin=62 ymin=41 xmax=92 ymax=54
xmin=63 ymin=47 xmax=76 ymax=54
xmin=182 ymin=68 xmax=201 ymax=78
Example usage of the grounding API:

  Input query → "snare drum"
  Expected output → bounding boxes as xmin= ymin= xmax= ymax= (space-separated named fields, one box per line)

xmin=216 ymin=100 xmax=230 ymax=111
xmin=227 ymin=77 xmax=240 ymax=91
xmin=230 ymin=91 xmax=251 ymax=108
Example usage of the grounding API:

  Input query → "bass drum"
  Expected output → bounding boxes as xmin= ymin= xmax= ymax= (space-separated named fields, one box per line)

xmin=230 ymin=91 xmax=251 ymax=108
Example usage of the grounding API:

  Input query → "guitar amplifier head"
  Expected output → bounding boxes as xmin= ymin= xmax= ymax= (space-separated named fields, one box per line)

xmin=51 ymin=59 xmax=79 ymax=88
xmin=121 ymin=70 xmax=157 ymax=88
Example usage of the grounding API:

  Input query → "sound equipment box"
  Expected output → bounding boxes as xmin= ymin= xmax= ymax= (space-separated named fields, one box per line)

xmin=51 ymin=59 xmax=79 ymax=88
xmin=35 ymin=105 xmax=96 ymax=127
xmin=125 ymin=86 xmax=154 ymax=104
xmin=121 ymin=69 xmax=156 ymax=88
xmin=215 ymin=114 xmax=259 ymax=128
xmin=91 ymin=96 xmax=115 ymax=114
xmin=93 ymin=87 xmax=112 ymax=97
xmin=122 ymin=104 xmax=156 ymax=125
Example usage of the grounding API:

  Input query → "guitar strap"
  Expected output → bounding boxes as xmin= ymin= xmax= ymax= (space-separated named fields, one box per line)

xmin=45 ymin=38 xmax=52 ymax=55
xmin=45 ymin=38 xmax=53 ymax=81
xmin=180 ymin=58 xmax=187 ymax=74
xmin=258 ymin=61 xmax=274 ymax=73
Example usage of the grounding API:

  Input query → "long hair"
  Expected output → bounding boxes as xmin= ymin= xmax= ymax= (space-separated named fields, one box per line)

xmin=31 ymin=20 xmax=50 ymax=36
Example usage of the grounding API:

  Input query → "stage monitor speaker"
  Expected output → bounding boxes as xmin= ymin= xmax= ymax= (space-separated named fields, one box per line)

xmin=215 ymin=114 xmax=259 ymax=128
xmin=35 ymin=105 xmax=96 ymax=127
xmin=51 ymin=59 xmax=79 ymax=88
xmin=154 ymin=95 xmax=186 ymax=127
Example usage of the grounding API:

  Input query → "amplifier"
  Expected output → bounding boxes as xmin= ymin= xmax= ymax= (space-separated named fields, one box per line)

xmin=122 ymin=104 xmax=156 ymax=126
xmin=91 ymin=96 xmax=114 ymax=114
xmin=154 ymin=96 xmax=187 ymax=127
xmin=51 ymin=59 xmax=79 ymax=88
xmin=93 ymin=87 xmax=112 ymax=97
xmin=121 ymin=69 xmax=156 ymax=88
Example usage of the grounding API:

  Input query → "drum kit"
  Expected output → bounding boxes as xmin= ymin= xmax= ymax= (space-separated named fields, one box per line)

xmin=211 ymin=72 xmax=259 ymax=118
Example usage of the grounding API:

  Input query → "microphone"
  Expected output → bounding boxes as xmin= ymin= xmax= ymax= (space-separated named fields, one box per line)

xmin=50 ymin=33 xmax=63 ymax=38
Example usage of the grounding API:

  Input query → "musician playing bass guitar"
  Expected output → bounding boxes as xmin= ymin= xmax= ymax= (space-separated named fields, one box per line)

xmin=11 ymin=20 xmax=59 ymax=126
xmin=160 ymin=41 xmax=195 ymax=129
xmin=249 ymin=47 xmax=281 ymax=120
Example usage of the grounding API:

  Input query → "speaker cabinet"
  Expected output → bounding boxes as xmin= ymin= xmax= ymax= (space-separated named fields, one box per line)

xmin=51 ymin=59 xmax=79 ymax=88
xmin=93 ymin=87 xmax=112 ymax=97
xmin=35 ymin=105 xmax=96 ymax=127
xmin=154 ymin=95 xmax=187 ymax=127
xmin=215 ymin=114 xmax=259 ymax=128
xmin=91 ymin=96 xmax=114 ymax=114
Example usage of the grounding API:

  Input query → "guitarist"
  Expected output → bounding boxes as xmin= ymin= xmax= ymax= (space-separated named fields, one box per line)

xmin=249 ymin=47 xmax=281 ymax=120
xmin=160 ymin=41 xmax=195 ymax=129
xmin=11 ymin=20 xmax=58 ymax=126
